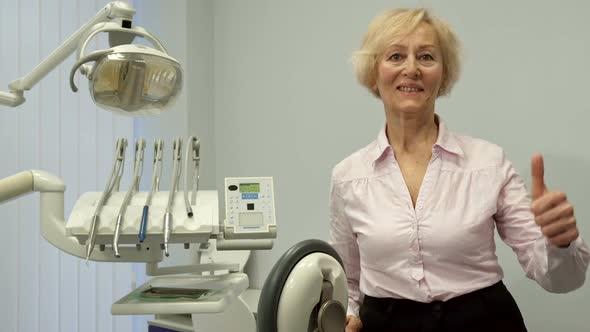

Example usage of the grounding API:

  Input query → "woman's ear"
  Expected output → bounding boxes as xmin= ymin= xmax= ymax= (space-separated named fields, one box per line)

xmin=372 ymin=85 xmax=380 ymax=97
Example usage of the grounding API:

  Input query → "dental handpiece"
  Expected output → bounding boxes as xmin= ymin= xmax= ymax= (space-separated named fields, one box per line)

xmin=183 ymin=136 xmax=200 ymax=218
xmin=86 ymin=138 xmax=127 ymax=262
xmin=163 ymin=138 xmax=182 ymax=257
xmin=113 ymin=139 xmax=145 ymax=258
xmin=139 ymin=139 xmax=163 ymax=243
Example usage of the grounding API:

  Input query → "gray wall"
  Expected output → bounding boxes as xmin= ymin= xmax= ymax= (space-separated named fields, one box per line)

xmin=211 ymin=0 xmax=590 ymax=331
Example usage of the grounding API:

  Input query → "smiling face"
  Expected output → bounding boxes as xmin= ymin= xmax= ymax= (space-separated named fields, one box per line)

xmin=374 ymin=23 xmax=444 ymax=115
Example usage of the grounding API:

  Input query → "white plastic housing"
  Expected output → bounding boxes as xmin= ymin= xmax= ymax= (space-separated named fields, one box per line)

xmin=224 ymin=177 xmax=276 ymax=239
xmin=67 ymin=191 xmax=217 ymax=247
xmin=277 ymin=253 xmax=348 ymax=332
xmin=111 ymin=273 xmax=249 ymax=315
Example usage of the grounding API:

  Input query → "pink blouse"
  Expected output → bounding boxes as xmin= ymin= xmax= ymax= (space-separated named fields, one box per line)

xmin=329 ymin=116 xmax=590 ymax=316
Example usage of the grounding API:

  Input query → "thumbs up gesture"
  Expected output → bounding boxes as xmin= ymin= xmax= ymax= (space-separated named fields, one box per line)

xmin=530 ymin=153 xmax=579 ymax=248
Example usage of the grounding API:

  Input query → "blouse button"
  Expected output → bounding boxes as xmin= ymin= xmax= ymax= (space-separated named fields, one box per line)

xmin=412 ymin=270 xmax=424 ymax=281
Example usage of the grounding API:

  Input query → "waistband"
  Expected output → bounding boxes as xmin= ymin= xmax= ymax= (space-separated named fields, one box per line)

xmin=363 ymin=281 xmax=506 ymax=310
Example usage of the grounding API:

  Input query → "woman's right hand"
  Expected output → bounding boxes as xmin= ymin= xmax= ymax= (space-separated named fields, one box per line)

xmin=345 ymin=315 xmax=363 ymax=332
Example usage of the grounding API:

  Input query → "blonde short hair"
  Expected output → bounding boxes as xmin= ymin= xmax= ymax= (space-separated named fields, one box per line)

xmin=353 ymin=8 xmax=461 ymax=98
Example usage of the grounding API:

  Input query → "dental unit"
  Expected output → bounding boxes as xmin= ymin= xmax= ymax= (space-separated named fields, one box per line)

xmin=0 ymin=1 xmax=349 ymax=330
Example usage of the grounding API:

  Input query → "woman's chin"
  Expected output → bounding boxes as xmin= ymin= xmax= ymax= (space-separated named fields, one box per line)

xmin=398 ymin=103 xmax=429 ymax=114
xmin=384 ymin=98 xmax=434 ymax=115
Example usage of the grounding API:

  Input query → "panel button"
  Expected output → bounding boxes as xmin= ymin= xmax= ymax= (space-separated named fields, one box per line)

xmin=242 ymin=193 xmax=259 ymax=200
xmin=228 ymin=185 xmax=238 ymax=191
xmin=247 ymin=203 xmax=255 ymax=210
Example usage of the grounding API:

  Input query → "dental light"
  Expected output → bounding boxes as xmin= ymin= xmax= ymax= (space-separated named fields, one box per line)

xmin=0 ymin=1 xmax=182 ymax=116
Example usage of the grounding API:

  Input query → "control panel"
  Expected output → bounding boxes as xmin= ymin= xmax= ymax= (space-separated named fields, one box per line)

xmin=224 ymin=177 xmax=276 ymax=239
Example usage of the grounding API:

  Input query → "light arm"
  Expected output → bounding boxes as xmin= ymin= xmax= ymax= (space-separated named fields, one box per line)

xmin=0 ymin=1 xmax=136 ymax=107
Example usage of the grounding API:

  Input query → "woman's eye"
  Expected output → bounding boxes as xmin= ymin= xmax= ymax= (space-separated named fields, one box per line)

xmin=419 ymin=54 xmax=434 ymax=61
xmin=389 ymin=53 xmax=403 ymax=61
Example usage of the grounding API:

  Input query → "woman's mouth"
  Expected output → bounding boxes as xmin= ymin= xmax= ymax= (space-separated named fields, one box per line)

xmin=397 ymin=86 xmax=424 ymax=93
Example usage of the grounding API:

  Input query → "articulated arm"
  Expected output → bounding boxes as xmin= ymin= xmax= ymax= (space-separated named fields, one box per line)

xmin=0 ymin=170 xmax=65 ymax=203
xmin=0 ymin=1 xmax=135 ymax=108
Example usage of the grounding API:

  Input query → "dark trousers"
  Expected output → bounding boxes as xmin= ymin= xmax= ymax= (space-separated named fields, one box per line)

xmin=359 ymin=281 xmax=527 ymax=332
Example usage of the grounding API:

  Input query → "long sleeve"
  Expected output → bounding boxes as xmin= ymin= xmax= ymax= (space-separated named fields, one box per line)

xmin=494 ymin=155 xmax=590 ymax=293
xmin=328 ymin=176 xmax=363 ymax=317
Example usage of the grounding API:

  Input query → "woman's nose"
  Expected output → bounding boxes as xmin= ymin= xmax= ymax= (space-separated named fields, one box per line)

xmin=402 ymin=58 xmax=420 ymax=78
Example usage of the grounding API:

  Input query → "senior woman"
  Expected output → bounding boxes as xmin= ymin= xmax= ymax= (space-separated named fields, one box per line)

xmin=329 ymin=8 xmax=590 ymax=332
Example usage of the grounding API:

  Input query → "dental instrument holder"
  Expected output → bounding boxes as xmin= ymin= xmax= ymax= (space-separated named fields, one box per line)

xmin=0 ymin=169 xmax=275 ymax=264
xmin=68 ymin=178 xmax=276 ymax=268
xmin=70 ymin=190 xmax=218 ymax=261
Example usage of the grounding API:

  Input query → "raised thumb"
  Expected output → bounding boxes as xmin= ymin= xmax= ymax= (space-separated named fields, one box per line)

xmin=531 ymin=153 xmax=546 ymax=200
